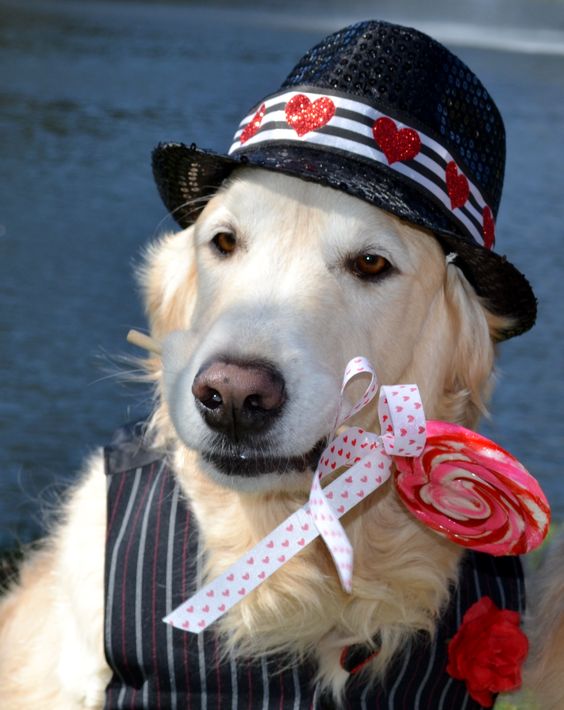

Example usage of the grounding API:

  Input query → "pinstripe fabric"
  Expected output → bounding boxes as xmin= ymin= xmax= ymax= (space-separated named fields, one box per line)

xmin=103 ymin=423 xmax=526 ymax=709
xmin=103 ymin=424 xmax=318 ymax=709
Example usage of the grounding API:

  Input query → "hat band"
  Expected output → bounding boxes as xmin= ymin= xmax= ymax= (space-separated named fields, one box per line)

xmin=228 ymin=89 xmax=495 ymax=249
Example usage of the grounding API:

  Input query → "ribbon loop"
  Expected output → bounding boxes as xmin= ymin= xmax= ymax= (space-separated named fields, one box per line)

xmin=378 ymin=385 xmax=427 ymax=457
xmin=334 ymin=356 xmax=379 ymax=428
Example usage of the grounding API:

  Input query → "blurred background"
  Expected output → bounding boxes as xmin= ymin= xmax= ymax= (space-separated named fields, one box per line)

xmin=1 ymin=0 xmax=563 ymax=550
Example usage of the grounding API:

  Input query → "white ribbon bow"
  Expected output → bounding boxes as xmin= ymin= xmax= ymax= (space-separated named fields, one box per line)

xmin=164 ymin=356 xmax=426 ymax=633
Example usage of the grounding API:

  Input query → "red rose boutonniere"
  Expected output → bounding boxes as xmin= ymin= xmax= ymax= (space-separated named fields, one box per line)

xmin=447 ymin=596 xmax=529 ymax=707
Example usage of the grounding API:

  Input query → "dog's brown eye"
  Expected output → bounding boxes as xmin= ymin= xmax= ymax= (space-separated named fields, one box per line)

xmin=350 ymin=254 xmax=391 ymax=279
xmin=212 ymin=232 xmax=237 ymax=256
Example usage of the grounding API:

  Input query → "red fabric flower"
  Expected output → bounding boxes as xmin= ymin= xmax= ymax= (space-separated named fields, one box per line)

xmin=447 ymin=596 xmax=528 ymax=707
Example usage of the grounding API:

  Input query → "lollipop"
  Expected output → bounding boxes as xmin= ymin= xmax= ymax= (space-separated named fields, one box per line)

xmin=394 ymin=421 xmax=550 ymax=555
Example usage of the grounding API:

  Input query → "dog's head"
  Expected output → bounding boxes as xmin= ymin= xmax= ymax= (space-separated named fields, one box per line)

xmin=142 ymin=169 xmax=508 ymax=492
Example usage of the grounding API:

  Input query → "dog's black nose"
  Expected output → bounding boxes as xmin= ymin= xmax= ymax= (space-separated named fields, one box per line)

xmin=192 ymin=359 xmax=286 ymax=440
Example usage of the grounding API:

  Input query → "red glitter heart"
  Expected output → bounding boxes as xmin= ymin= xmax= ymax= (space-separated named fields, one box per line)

xmin=482 ymin=206 xmax=495 ymax=249
xmin=240 ymin=103 xmax=266 ymax=145
xmin=446 ymin=161 xmax=470 ymax=210
xmin=372 ymin=117 xmax=421 ymax=164
xmin=285 ymin=94 xmax=336 ymax=137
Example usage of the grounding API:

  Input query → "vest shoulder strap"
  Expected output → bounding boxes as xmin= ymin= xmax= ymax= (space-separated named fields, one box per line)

xmin=104 ymin=419 xmax=165 ymax=475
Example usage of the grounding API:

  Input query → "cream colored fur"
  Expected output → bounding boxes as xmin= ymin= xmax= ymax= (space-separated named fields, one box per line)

xmin=0 ymin=455 xmax=108 ymax=708
xmin=0 ymin=170 xmax=508 ymax=707
xmin=522 ymin=533 xmax=564 ymax=709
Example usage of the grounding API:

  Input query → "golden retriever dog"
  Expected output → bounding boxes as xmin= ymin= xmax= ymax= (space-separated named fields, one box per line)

xmin=0 ymin=169 xmax=507 ymax=708
xmin=0 ymin=19 xmax=539 ymax=710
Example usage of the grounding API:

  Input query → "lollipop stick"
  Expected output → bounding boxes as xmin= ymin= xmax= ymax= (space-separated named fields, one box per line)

xmin=126 ymin=329 xmax=162 ymax=355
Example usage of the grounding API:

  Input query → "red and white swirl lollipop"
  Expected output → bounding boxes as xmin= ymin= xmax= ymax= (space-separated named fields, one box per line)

xmin=394 ymin=421 xmax=550 ymax=555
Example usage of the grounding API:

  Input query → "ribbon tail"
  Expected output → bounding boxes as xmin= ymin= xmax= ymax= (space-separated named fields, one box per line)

xmin=311 ymin=484 xmax=355 ymax=593
xmin=309 ymin=444 xmax=391 ymax=594
xmin=335 ymin=538 xmax=354 ymax=594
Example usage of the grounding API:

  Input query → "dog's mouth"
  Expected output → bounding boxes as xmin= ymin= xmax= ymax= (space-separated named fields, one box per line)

xmin=201 ymin=438 xmax=327 ymax=477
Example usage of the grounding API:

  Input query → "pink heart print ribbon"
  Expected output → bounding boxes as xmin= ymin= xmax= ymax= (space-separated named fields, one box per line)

xmin=164 ymin=357 xmax=550 ymax=633
xmin=308 ymin=357 xmax=426 ymax=592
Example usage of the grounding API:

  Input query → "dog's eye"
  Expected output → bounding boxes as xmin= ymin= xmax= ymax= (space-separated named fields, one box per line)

xmin=349 ymin=253 xmax=391 ymax=279
xmin=211 ymin=232 xmax=237 ymax=256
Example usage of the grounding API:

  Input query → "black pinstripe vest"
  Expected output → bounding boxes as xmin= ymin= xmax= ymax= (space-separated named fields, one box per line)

xmin=103 ymin=422 xmax=525 ymax=709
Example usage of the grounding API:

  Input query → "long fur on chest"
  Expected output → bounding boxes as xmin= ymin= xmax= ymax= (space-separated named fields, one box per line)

xmin=172 ymin=444 xmax=461 ymax=695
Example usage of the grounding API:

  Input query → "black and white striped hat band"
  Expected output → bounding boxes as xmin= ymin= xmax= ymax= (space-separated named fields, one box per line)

xmin=228 ymin=88 xmax=495 ymax=250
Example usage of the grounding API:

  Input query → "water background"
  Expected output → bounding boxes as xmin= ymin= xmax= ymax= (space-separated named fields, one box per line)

xmin=1 ymin=0 xmax=563 ymax=549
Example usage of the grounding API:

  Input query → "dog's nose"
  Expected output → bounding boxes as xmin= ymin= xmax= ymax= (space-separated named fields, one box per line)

xmin=192 ymin=359 xmax=286 ymax=440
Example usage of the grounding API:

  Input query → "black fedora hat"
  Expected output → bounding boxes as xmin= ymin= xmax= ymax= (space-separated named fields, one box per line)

xmin=152 ymin=20 xmax=536 ymax=340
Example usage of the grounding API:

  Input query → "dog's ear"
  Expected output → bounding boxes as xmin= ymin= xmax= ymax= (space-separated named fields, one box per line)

xmin=439 ymin=263 xmax=513 ymax=427
xmin=137 ymin=226 xmax=198 ymax=340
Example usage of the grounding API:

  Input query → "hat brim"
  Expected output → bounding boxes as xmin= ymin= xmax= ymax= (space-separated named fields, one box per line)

xmin=152 ymin=142 xmax=536 ymax=340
